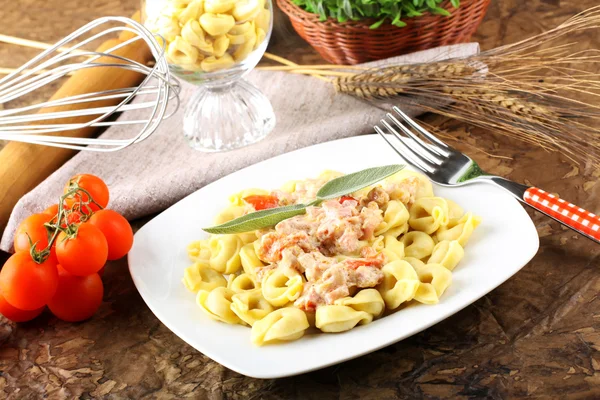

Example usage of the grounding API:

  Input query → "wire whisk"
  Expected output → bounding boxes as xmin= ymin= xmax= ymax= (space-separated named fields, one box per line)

xmin=0 ymin=16 xmax=180 ymax=152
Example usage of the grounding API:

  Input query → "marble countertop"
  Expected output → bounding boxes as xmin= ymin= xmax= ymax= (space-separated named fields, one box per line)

xmin=0 ymin=0 xmax=599 ymax=398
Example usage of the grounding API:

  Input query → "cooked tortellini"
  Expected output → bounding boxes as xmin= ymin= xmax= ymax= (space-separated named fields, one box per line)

xmin=145 ymin=0 xmax=270 ymax=72
xmin=208 ymin=234 xmax=243 ymax=274
xmin=231 ymin=289 xmax=274 ymax=325
xmin=428 ymin=240 xmax=464 ymax=271
xmin=228 ymin=273 xmax=259 ymax=293
xmin=184 ymin=169 xmax=480 ymax=346
xmin=251 ymin=307 xmax=309 ymax=345
xmin=196 ymin=287 xmax=241 ymax=324
xmin=436 ymin=212 xmax=482 ymax=246
xmin=409 ymin=197 xmax=449 ymax=234
xmin=401 ymin=231 xmax=435 ymax=260
xmin=316 ymin=305 xmax=373 ymax=333
xmin=377 ymin=260 xmax=420 ymax=310
xmin=239 ymin=242 xmax=265 ymax=276
xmin=374 ymin=200 xmax=409 ymax=236
xmin=187 ymin=239 xmax=211 ymax=261
xmin=381 ymin=235 xmax=405 ymax=262
xmin=183 ymin=261 xmax=228 ymax=292
xmin=261 ymin=269 xmax=303 ymax=307
xmin=413 ymin=263 xmax=453 ymax=304
xmin=334 ymin=289 xmax=385 ymax=317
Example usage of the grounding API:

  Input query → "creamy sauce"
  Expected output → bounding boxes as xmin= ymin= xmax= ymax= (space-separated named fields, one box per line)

xmin=255 ymin=176 xmax=420 ymax=312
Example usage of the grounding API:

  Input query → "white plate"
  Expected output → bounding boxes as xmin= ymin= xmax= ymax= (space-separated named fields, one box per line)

xmin=128 ymin=134 xmax=539 ymax=379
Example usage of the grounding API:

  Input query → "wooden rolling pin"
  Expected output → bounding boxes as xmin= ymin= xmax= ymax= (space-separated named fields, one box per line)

xmin=0 ymin=14 xmax=153 ymax=233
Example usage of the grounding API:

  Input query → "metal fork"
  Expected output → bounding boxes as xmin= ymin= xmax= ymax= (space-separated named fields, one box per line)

xmin=375 ymin=106 xmax=600 ymax=244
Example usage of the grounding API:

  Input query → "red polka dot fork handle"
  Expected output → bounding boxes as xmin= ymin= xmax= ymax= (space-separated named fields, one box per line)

xmin=523 ymin=187 xmax=600 ymax=244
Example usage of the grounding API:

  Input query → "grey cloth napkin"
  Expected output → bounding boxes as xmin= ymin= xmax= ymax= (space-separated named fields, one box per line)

xmin=0 ymin=43 xmax=479 ymax=252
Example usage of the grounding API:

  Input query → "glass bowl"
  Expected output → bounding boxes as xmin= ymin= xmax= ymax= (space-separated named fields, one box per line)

xmin=142 ymin=0 xmax=276 ymax=152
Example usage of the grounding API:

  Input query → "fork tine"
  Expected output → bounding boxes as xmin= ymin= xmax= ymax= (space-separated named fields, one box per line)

xmin=375 ymin=125 xmax=433 ymax=174
xmin=377 ymin=121 xmax=436 ymax=174
xmin=380 ymin=119 xmax=439 ymax=171
xmin=386 ymin=113 xmax=443 ymax=163
xmin=392 ymin=106 xmax=451 ymax=153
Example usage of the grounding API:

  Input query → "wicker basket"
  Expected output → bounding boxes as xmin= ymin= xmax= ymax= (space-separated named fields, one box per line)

xmin=277 ymin=0 xmax=491 ymax=65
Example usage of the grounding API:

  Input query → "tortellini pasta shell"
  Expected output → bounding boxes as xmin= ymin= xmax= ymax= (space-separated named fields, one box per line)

xmin=374 ymin=200 xmax=409 ymax=236
xmin=232 ymin=0 xmax=264 ymax=21
xmin=403 ymin=256 xmax=425 ymax=270
xmin=213 ymin=35 xmax=230 ymax=58
xmin=208 ymin=234 xmax=243 ymax=274
xmin=428 ymin=240 xmax=464 ymax=271
xmin=201 ymin=54 xmax=235 ymax=72
xmin=400 ymin=231 xmax=435 ymax=260
xmin=381 ymin=235 xmax=405 ymax=262
xmin=261 ymin=269 xmax=303 ymax=307
xmin=226 ymin=21 xmax=254 ymax=44
xmin=315 ymin=305 xmax=373 ymax=333
xmin=377 ymin=260 xmax=420 ymax=310
xmin=435 ymin=213 xmax=482 ymax=247
xmin=187 ymin=239 xmax=211 ymax=261
xmin=413 ymin=263 xmax=453 ymax=305
xmin=204 ymin=0 xmax=236 ymax=14
xmin=178 ymin=0 xmax=204 ymax=24
xmin=183 ymin=261 xmax=227 ymax=292
xmin=196 ymin=287 xmax=241 ymax=324
xmin=228 ymin=273 xmax=260 ymax=293
xmin=251 ymin=307 xmax=309 ymax=345
xmin=181 ymin=20 xmax=213 ymax=54
xmin=231 ymin=289 xmax=274 ymax=326
xmin=334 ymin=288 xmax=385 ymax=317
xmin=409 ymin=197 xmax=449 ymax=234
xmin=239 ymin=242 xmax=265 ymax=277
xmin=199 ymin=13 xmax=235 ymax=36
xmin=279 ymin=179 xmax=299 ymax=193
xmin=233 ymin=35 xmax=257 ymax=61
xmin=167 ymin=36 xmax=199 ymax=66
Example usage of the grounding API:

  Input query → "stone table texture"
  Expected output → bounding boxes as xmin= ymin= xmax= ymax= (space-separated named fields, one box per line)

xmin=1 ymin=0 xmax=600 ymax=398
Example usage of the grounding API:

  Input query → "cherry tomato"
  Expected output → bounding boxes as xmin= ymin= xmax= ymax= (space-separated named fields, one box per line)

xmin=88 ymin=210 xmax=133 ymax=260
xmin=61 ymin=209 xmax=83 ymax=228
xmin=0 ymin=252 xmax=58 ymax=310
xmin=43 ymin=204 xmax=59 ymax=216
xmin=64 ymin=174 xmax=109 ymax=213
xmin=0 ymin=289 xmax=44 ymax=322
xmin=243 ymin=195 xmax=279 ymax=211
xmin=339 ymin=195 xmax=356 ymax=204
xmin=48 ymin=266 xmax=103 ymax=322
xmin=56 ymin=223 xmax=108 ymax=276
xmin=13 ymin=213 xmax=52 ymax=253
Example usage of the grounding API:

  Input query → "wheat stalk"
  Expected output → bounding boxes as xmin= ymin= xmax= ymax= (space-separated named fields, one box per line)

xmin=265 ymin=6 xmax=600 ymax=166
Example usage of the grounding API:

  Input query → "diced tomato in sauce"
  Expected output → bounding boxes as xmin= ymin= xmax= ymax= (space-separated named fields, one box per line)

xmin=243 ymin=195 xmax=279 ymax=211
xmin=343 ymin=253 xmax=385 ymax=270
xmin=339 ymin=195 xmax=355 ymax=204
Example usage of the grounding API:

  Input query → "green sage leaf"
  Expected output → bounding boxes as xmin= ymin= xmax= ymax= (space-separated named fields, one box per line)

xmin=316 ymin=164 xmax=404 ymax=200
xmin=203 ymin=203 xmax=308 ymax=234
xmin=203 ymin=164 xmax=405 ymax=234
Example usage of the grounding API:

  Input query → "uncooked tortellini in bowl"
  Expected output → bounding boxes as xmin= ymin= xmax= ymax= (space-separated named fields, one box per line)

xmin=144 ymin=0 xmax=271 ymax=78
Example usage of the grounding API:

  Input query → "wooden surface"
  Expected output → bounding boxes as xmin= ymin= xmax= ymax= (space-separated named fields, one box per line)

xmin=1 ymin=0 xmax=600 ymax=398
